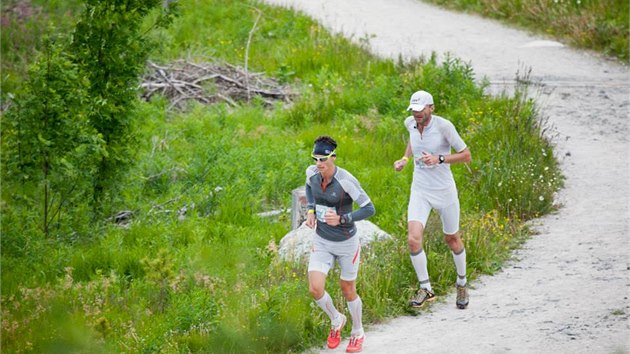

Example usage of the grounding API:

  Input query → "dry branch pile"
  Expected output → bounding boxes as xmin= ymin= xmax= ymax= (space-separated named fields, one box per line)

xmin=140 ymin=60 xmax=293 ymax=111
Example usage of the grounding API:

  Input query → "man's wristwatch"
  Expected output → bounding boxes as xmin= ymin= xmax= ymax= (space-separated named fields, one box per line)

xmin=438 ymin=155 xmax=445 ymax=164
xmin=340 ymin=214 xmax=348 ymax=224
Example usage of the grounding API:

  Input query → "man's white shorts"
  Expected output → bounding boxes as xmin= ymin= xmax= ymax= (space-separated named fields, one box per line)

xmin=308 ymin=234 xmax=361 ymax=281
xmin=408 ymin=185 xmax=460 ymax=235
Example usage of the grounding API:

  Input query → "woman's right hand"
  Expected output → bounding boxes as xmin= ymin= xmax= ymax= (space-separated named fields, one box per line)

xmin=394 ymin=158 xmax=408 ymax=171
xmin=305 ymin=212 xmax=316 ymax=229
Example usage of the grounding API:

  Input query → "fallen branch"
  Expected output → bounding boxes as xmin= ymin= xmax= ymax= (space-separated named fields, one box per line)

xmin=245 ymin=8 xmax=263 ymax=102
xmin=140 ymin=60 xmax=294 ymax=111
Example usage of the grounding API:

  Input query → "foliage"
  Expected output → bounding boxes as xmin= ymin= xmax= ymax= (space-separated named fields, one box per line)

xmin=1 ymin=35 xmax=103 ymax=239
xmin=1 ymin=0 xmax=178 ymax=243
xmin=424 ymin=0 xmax=629 ymax=62
xmin=69 ymin=0 xmax=178 ymax=214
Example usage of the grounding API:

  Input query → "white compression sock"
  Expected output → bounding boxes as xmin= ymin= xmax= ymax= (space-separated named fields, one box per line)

xmin=410 ymin=249 xmax=432 ymax=292
xmin=347 ymin=296 xmax=364 ymax=336
xmin=452 ymin=248 xmax=467 ymax=287
xmin=315 ymin=291 xmax=342 ymax=323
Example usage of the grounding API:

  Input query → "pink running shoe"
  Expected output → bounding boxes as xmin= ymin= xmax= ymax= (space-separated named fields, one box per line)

xmin=345 ymin=335 xmax=364 ymax=353
xmin=327 ymin=314 xmax=347 ymax=349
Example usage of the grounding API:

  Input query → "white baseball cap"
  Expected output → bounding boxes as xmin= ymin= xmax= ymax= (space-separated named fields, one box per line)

xmin=407 ymin=90 xmax=434 ymax=111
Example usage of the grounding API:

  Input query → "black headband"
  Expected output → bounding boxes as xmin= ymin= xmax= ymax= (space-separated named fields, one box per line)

xmin=313 ymin=141 xmax=336 ymax=156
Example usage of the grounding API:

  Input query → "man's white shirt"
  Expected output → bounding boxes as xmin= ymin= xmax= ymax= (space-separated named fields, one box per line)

xmin=404 ymin=115 xmax=467 ymax=191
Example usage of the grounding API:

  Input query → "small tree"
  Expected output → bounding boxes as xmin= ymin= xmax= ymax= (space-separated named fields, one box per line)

xmin=1 ymin=0 xmax=178 ymax=240
xmin=70 ymin=0 xmax=177 ymax=215
xmin=1 ymin=36 xmax=104 ymax=238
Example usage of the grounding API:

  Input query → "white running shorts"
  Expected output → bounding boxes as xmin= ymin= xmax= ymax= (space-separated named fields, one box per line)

xmin=408 ymin=186 xmax=460 ymax=235
xmin=308 ymin=234 xmax=361 ymax=281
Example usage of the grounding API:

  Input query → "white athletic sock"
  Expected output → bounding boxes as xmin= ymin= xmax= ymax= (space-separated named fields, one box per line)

xmin=452 ymin=248 xmax=467 ymax=287
xmin=347 ymin=296 xmax=363 ymax=336
xmin=315 ymin=291 xmax=342 ymax=324
xmin=410 ymin=249 xmax=432 ymax=292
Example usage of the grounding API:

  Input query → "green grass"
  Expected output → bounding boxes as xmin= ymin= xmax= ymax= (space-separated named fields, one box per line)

xmin=2 ymin=0 xmax=563 ymax=352
xmin=423 ymin=0 xmax=629 ymax=62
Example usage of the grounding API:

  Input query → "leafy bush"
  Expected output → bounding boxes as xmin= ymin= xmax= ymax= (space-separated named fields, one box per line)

xmin=1 ymin=35 xmax=102 ymax=239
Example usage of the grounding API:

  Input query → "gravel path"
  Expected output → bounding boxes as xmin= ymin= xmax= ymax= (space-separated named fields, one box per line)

xmin=263 ymin=1 xmax=630 ymax=353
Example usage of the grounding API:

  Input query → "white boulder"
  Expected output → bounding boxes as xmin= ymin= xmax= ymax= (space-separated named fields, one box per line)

xmin=278 ymin=220 xmax=392 ymax=262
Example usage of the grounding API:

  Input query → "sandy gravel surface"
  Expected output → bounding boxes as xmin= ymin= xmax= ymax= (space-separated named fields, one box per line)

xmin=263 ymin=1 xmax=630 ymax=353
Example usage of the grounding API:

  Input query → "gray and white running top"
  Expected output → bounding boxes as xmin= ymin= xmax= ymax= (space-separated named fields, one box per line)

xmin=404 ymin=115 xmax=467 ymax=190
xmin=305 ymin=166 xmax=374 ymax=242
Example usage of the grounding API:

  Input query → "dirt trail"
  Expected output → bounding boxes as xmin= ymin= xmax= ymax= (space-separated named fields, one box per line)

xmin=263 ymin=1 xmax=630 ymax=353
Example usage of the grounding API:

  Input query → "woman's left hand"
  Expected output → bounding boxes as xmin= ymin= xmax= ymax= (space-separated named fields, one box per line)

xmin=324 ymin=209 xmax=341 ymax=226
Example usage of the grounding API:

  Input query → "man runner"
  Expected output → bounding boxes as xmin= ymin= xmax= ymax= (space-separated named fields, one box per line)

xmin=394 ymin=90 xmax=472 ymax=310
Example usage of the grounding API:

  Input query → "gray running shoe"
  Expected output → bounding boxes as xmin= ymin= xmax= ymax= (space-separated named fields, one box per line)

xmin=409 ymin=288 xmax=436 ymax=308
xmin=456 ymin=285 xmax=469 ymax=309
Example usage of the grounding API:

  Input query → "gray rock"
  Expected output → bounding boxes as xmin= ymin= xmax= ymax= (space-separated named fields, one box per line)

xmin=278 ymin=220 xmax=391 ymax=262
